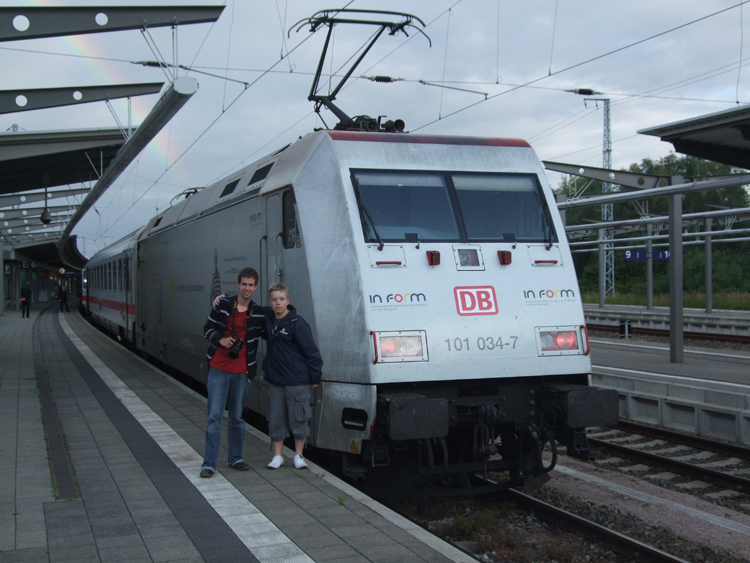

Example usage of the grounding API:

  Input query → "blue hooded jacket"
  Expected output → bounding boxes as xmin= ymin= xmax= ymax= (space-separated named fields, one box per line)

xmin=262 ymin=305 xmax=323 ymax=386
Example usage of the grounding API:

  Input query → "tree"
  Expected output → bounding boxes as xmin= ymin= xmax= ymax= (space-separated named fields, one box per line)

xmin=556 ymin=154 xmax=750 ymax=296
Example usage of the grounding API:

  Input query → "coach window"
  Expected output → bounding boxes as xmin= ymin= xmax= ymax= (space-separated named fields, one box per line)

xmin=109 ymin=262 xmax=113 ymax=291
xmin=282 ymin=191 xmax=298 ymax=249
xmin=117 ymin=259 xmax=122 ymax=291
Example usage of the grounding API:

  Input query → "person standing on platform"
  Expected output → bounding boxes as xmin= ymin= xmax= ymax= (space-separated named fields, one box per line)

xmin=264 ymin=283 xmax=323 ymax=470
xmin=20 ymin=282 xmax=31 ymax=318
xmin=200 ymin=267 xmax=265 ymax=478
xmin=58 ymin=285 xmax=69 ymax=312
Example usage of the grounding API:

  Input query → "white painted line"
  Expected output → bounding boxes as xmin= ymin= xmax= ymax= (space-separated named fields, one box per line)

xmin=554 ymin=464 xmax=750 ymax=537
xmin=68 ymin=314 xmax=474 ymax=563
xmin=590 ymin=339 xmax=750 ymax=360
xmin=591 ymin=364 xmax=750 ymax=392
xmin=58 ymin=315 xmax=315 ymax=563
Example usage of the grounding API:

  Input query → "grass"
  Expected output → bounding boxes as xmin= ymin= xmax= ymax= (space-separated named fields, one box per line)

xmin=581 ymin=292 xmax=750 ymax=310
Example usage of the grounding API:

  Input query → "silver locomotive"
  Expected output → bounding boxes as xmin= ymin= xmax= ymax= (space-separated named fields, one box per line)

xmin=84 ymin=129 xmax=617 ymax=495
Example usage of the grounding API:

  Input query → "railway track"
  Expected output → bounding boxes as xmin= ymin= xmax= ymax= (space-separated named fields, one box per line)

xmin=587 ymin=323 xmax=750 ymax=345
xmin=588 ymin=422 xmax=750 ymax=506
xmin=506 ymin=489 xmax=692 ymax=563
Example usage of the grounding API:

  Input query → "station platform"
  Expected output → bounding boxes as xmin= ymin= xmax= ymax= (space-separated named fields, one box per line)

xmin=0 ymin=303 xmax=470 ymax=563
xmin=583 ymin=303 xmax=750 ymax=337
xmin=589 ymin=336 xmax=750 ymax=448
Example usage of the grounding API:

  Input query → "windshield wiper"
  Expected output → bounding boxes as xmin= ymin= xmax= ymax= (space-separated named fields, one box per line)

xmin=352 ymin=177 xmax=385 ymax=250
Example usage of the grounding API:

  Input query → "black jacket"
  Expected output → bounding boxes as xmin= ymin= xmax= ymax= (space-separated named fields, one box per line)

xmin=21 ymin=285 xmax=31 ymax=302
xmin=262 ymin=305 xmax=323 ymax=387
xmin=203 ymin=295 xmax=265 ymax=378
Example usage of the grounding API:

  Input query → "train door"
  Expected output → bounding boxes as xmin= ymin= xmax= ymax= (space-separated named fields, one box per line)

xmin=124 ymin=252 xmax=133 ymax=341
xmin=82 ymin=267 xmax=89 ymax=315
xmin=254 ymin=192 xmax=285 ymax=417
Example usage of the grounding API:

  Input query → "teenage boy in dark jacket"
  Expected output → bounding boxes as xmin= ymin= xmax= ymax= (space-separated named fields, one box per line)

xmin=200 ymin=267 xmax=265 ymax=478
xmin=264 ymin=282 xmax=323 ymax=470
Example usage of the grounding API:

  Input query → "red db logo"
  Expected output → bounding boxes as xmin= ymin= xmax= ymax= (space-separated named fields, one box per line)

xmin=454 ymin=286 xmax=498 ymax=316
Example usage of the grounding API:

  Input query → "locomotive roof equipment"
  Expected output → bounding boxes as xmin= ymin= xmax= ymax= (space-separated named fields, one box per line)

xmin=289 ymin=9 xmax=430 ymax=132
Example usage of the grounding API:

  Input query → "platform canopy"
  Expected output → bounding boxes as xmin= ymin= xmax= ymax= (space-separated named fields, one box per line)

xmin=0 ymin=127 xmax=126 ymax=196
xmin=0 ymin=127 xmax=126 ymax=268
xmin=0 ymin=5 xmax=224 ymax=273
xmin=639 ymin=104 xmax=750 ymax=170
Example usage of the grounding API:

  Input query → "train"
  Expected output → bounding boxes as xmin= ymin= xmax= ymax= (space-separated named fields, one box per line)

xmin=83 ymin=129 xmax=618 ymax=496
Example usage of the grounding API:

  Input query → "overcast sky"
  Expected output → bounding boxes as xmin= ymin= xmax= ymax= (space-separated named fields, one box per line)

xmin=3 ymin=0 xmax=749 ymax=256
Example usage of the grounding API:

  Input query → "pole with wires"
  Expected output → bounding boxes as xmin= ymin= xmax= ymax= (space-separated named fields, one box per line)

xmin=568 ymin=89 xmax=614 ymax=301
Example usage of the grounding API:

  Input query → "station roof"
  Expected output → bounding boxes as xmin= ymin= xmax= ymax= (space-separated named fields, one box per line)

xmin=638 ymin=104 xmax=750 ymax=170
xmin=0 ymin=127 xmax=125 ymax=196
xmin=0 ymin=127 xmax=126 ymax=269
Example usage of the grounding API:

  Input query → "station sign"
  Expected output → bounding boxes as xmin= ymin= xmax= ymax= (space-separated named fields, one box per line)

xmin=624 ymin=250 xmax=669 ymax=261
xmin=624 ymin=250 xmax=647 ymax=261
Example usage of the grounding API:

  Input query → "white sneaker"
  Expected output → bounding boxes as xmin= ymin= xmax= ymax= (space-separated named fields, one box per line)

xmin=293 ymin=455 xmax=308 ymax=469
xmin=267 ymin=455 xmax=284 ymax=469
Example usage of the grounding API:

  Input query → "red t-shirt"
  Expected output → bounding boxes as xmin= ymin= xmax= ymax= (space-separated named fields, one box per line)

xmin=209 ymin=310 xmax=248 ymax=373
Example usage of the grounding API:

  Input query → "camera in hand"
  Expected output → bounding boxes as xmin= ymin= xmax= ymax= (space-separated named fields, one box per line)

xmin=228 ymin=338 xmax=245 ymax=359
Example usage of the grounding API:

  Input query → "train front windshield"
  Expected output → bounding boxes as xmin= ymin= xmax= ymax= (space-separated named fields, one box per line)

xmin=352 ymin=170 xmax=557 ymax=244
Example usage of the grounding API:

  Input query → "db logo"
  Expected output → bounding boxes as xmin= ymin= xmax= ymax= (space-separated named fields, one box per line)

xmin=454 ymin=286 xmax=498 ymax=316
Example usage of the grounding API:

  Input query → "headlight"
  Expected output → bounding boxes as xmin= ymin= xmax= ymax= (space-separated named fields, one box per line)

xmin=535 ymin=326 xmax=586 ymax=356
xmin=371 ymin=330 xmax=428 ymax=363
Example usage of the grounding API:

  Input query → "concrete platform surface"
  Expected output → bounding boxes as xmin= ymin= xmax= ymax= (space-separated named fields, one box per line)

xmin=0 ymin=303 xmax=472 ymax=563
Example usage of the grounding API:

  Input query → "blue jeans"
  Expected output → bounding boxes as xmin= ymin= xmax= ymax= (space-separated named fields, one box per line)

xmin=202 ymin=367 xmax=249 ymax=471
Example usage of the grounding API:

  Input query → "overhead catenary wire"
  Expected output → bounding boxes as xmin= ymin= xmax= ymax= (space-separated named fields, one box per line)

xmin=496 ymin=0 xmax=501 ymax=83
xmin=412 ymin=0 xmax=750 ymax=132
xmin=526 ymin=106 xmax=596 ymax=144
xmin=4 ymin=45 xmax=745 ymax=108
xmin=739 ymin=1 xmax=745 ymax=104
xmin=98 ymin=2 xmax=358 ymax=243
xmin=9 ymin=3 xmax=749 ymax=250
xmin=439 ymin=8 xmax=452 ymax=118
xmin=548 ymin=0 xmax=559 ymax=75
xmin=275 ymin=0 xmax=294 ymax=71
xmin=97 ymin=29 xmax=322 ymax=242
xmin=222 ymin=0 xmax=237 ymax=112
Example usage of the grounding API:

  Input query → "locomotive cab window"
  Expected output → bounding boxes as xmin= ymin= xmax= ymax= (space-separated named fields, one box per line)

xmin=452 ymin=174 xmax=557 ymax=243
xmin=352 ymin=171 xmax=459 ymax=242
xmin=352 ymin=169 xmax=557 ymax=244
xmin=282 ymin=191 xmax=298 ymax=249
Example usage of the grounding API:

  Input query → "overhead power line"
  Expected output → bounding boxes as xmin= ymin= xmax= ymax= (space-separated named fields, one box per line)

xmin=412 ymin=0 xmax=750 ymax=131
